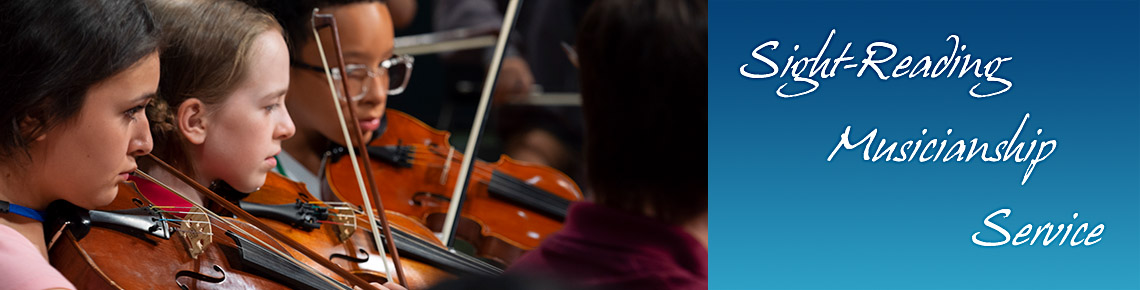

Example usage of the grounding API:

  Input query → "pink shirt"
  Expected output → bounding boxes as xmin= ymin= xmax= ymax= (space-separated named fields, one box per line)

xmin=0 ymin=224 xmax=76 ymax=290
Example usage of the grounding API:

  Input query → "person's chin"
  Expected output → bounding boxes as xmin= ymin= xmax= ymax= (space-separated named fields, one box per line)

xmin=235 ymin=175 xmax=267 ymax=193
xmin=88 ymin=183 xmax=120 ymax=209
xmin=361 ymin=131 xmax=373 ymax=143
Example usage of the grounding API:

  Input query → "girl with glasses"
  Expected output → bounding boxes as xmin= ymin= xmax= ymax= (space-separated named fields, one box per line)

xmin=251 ymin=0 xmax=411 ymax=200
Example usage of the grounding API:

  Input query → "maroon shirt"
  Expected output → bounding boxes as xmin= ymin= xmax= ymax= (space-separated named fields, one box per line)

xmin=508 ymin=202 xmax=708 ymax=290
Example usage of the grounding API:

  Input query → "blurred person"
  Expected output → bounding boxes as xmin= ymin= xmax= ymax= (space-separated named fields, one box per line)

xmin=506 ymin=0 xmax=708 ymax=289
xmin=434 ymin=0 xmax=592 ymax=186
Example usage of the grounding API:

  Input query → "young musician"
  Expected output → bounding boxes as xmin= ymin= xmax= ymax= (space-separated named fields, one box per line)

xmin=507 ymin=0 xmax=708 ymax=289
xmin=250 ymin=0 xmax=409 ymax=198
xmin=0 ymin=0 xmax=159 ymax=288
xmin=137 ymin=0 xmax=295 ymax=208
xmin=139 ymin=1 xmax=406 ymax=289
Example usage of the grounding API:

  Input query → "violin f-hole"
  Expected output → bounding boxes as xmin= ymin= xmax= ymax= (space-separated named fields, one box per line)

xmin=329 ymin=248 xmax=370 ymax=263
xmin=175 ymin=265 xmax=226 ymax=290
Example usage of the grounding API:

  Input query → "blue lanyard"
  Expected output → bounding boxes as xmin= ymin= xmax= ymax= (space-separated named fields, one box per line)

xmin=0 ymin=200 xmax=44 ymax=222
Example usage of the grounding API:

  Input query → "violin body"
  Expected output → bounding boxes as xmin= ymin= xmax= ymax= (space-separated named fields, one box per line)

xmin=49 ymin=182 xmax=301 ymax=289
xmin=245 ymin=173 xmax=453 ymax=289
xmin=326 ymin=109 xmax=583 ymax=266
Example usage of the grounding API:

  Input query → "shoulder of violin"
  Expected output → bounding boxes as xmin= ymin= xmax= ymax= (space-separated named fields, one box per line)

xmin=374 ymin=109 xmax=452 ymax=145
xmin=493 ymin=154 xmax=578 ymax=181
xmin=249 ymin=172 xmax=318 ymax=203
xmin=263 ymin=171 xmax=308 ymax=192
xmin=103 ymin=181 xmax=152 ymax=210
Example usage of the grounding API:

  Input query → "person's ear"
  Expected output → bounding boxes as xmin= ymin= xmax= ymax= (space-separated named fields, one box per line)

xmin=178 ymin=98 xmax=209 ymax=145
xmin=20 ymin=116 xmax=47 ymax=142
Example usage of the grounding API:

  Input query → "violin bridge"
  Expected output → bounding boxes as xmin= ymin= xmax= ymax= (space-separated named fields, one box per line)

xmin=327 ymin=203 xmax=356 ymax=242
xmin=178 ymin=207 xmax=213 ymax=259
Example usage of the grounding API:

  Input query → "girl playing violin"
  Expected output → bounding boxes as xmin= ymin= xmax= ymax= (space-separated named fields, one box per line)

xmin=137 ymin=0 xmax=295 ymax=208
xmin=0 ymin=0 xmax=159 ymax=289
xmin=250 ymin=0 xmax=408 ymax=198
xmin=252 ymin=0 xmax=586 ymax=269
xmin=138 ymin=1 xmax=406 ymax=289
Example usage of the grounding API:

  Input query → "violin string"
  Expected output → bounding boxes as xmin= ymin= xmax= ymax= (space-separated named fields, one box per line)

xmin=132 ymin=169 xmax=339 ymax=286
xmin=347 ymin=157 xmax=495 ymax=178
xmin=341 ymin=147 xmax=500 ymax=180
xmin=404 ymin=159 xmax=494 ymax=174
xmin=376 ymin=143 xmax=495 ymax=173
xmin=289 ymin=200 xmax=357 ymax=213
xmin=330 ymin=209 xmax=358 ymax=216
xmin=311 ymin=201 xmax=356 ymax=210
xmin=156 ymin=215 xmax=209 ymax=222
xmin=134 ymin=169 xmax=271 ymax=242
xmin=322 ymin=210 xmax=362 ymax=222
xmin=169 ymin=228 xmax=214 ymax=236
xmin=155 ymin=210 xmax=208 ymax=215
xmin=343 ymin=223 xmax=386 ymax=235
xmin=405 ymin=156 xmax=496 ymax=176
xmin=407 ymin=143 xmax=488 ymax=163
xmin=317 ymin=220 xmax=348 ymax=226
xmin=150 ymin=205 xmax=197 ymax=209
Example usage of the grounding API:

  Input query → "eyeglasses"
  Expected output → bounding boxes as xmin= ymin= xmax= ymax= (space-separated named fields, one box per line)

xmin=291 ymin=54 xmax=415 ymax=100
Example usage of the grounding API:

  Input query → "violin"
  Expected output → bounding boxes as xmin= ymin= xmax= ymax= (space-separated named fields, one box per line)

xmin=239 ymin=172 xmax=505 ymax=289
xmin=325 ymin=109 xmax=583 ymax=266
xmin=45 ymin=180 xmax=358 ymax=290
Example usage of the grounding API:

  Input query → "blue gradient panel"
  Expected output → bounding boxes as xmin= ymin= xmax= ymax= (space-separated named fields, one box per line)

xmin=710 ymin=0 xmax=1140 ymax=289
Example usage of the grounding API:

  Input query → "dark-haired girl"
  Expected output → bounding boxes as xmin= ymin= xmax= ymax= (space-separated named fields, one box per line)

xmin=0 ymin=0 xmax=160 ymax=288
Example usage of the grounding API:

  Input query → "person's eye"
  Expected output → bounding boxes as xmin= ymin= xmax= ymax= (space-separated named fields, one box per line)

xmin=125 ymin=102 xmax=148 ymax=121
xmin=348 ymin=68 xmax=370 ymax=78
xmin=265 ymin=103 xmax=279 ymax=112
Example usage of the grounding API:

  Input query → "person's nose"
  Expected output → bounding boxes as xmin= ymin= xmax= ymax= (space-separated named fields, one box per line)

xmin=275 ymin=104 xmax=296 ymax=141
xmin=355 ymin=73 xmax=387 ymax=108
xmin=129 ymin=112 xmax=153 ymax=157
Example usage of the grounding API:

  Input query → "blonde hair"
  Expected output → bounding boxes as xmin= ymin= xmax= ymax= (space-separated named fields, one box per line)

xmin=146 ymin=0 xmax=283 ymax=175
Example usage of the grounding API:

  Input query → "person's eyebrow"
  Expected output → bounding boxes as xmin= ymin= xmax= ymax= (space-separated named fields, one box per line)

xmin=261 ymin=89 xmax=288 ymax=101
xmin=342 ymin=51 xmax=368 ymax=61
xmin=133 ymin=92 xmax=156 ymax=103
xmin=341 ymin=50 xmax=393 ymax=63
